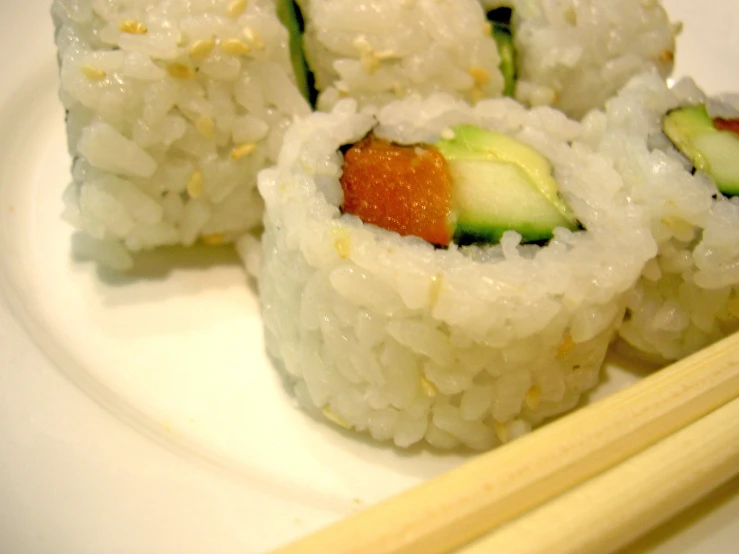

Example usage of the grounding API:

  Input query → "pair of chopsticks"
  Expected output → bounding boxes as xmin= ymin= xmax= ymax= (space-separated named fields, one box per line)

xmin=273 ymin=332 xmax=739 ymax=554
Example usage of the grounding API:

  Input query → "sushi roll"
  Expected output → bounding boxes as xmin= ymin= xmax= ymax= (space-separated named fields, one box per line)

xmin=52 ymin=0 xmax=311 ymax=269
xmin=581 ymin=71 xmax=739 ymax=360
xmin=255 ymin=94 xmax=656 ymax=450
xmin=480 ymin=0 xmax=678 ymax=118
xmin=296 ymin=0 xmax=506 ymax=111
xmin=297 ymin=0 xmax=677 ymax=119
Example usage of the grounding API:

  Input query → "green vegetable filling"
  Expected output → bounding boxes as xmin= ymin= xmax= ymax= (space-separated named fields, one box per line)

xmin=276 ymin=0 xmax=318 ymax=107
xmin=436 ymin=124 xmax=579 ymax=245
xmin=663 ymin=105 xmax=739 ymax=196
xmin=486 ymin=7 xmax=517 ymax=98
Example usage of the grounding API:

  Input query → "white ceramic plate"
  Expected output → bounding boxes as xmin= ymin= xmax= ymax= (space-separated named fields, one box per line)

xmin=1 ymin=1 xmax=738 ymax=552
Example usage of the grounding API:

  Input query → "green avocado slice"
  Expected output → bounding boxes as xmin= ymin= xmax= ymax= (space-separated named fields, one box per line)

xmin=435 ymin=124 xmax=579 ymax=245
xmin=663 ymin=104 xmax=739 ymax=196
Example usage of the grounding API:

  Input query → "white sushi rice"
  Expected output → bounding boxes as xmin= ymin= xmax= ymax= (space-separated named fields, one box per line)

xmin=299 ymin=0 xmax=676 ymax=119
xmin=53 ymin=0 xmax=310 ymax=269
xmin=481 ymin=0 xmax=677 ymax=118
xmin=254 ymin=94 xmax=656 ymax=450
xmin=298 ymin=0 xmax=505 ymax=112
xmin=581 ymin=71 xmax=739 ymax=361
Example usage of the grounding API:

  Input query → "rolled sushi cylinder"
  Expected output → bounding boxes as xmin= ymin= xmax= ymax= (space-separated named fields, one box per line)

xmin=581 ymin=71 xmax=739 ymax=361
xmin=296 ymin=0 xmax=506 ymax=111
xmin=52 ymin=0 xmax=311 ymax=269
xmin=255 ymin=93 xmax=656 ymax=450
xmin=480 ymin=0 xmax=678 ymax=118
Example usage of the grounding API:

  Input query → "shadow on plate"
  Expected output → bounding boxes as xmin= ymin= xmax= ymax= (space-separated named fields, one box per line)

xmin=610 ymin=338 xmax=671 ymax=375
xmin=96 ymin=244 xmax=243 ymax=285
xmin=69 ymin=230 xmax=260 ymax=302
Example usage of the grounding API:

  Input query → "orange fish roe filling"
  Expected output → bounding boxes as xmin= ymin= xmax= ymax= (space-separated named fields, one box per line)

xmin=340 ymin=134 xmax=454 ymax=246
xmin=713 ymin=118 xmax=739 ymax=135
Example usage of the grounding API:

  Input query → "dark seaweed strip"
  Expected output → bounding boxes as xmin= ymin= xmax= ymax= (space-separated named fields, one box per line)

xmin=487 ymin=6 xmax=513 ymax=25
xmin=486 ymin=7 xmax=517 ymax=98
xmin=276 ymin=0 xmax=318 ymax=107
xmin=289 ymin=1 xmax=318 ymax=108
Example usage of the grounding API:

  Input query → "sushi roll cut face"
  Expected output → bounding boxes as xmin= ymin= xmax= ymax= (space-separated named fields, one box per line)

xmin=663 ymin=105 xmax=739 ymax=196
xmin=339 ymin=126 xmax=579 ymax=248
xmin=53 ymin=0 xmax=310 ymax=269
xmin=257 ymin=93 xmax=655 ymax=450
xmin=581 ymin=71 xmax=739 ymax=361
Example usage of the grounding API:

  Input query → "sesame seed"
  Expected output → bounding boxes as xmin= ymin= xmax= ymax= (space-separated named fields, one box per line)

xmin=81 ymin=64 xmax=107 ymax=80
xmin=360 ymin=52 xmax=381 ymax=74
xmin=118 ymin=19 xmax=148 ymax=35
xmin=227 ymin=0 xmax=247 ymax=19
xmin=336 ymin=81 xmax=350 ymax=94
xmin=420 ymin=377 xmax=437 ymax=398
xmin=243 ymin=27 xmax=265 ymax=50
xmin=375 ymin=50 xmax=396 ymax=61
xmin=557 ymin=332 xmax=575 ymax=359
xmin=202 ymin=233 xmax=225 ymax=245
xmin=187 ymin=171 xmax=204 ymax=198
xmin=333 ymin=232 xmax=351 ymax=259
xmin=189 ymin=39 xmax=215 ymax=59
xmin=231 ymin=142 xmax=258 ymax=160
xmin=525 ymin=386 xmax=542 ymax=411
xmin=220 ymin=38 xmax=251 ymax=56
xmin=352 ymin=36 xmax=372 ymax=54
xmin=469 ymin=66 xmax=491 ymax=86
xmin=659 ymin=50 xmax=675 ymax=64
xmin=195 ymin=116 xmax=215 ymax=139
xmin=167 ymin=62 xmax=196 ymax=80
xmin=322 ymin=406 xmax=351 ymax=429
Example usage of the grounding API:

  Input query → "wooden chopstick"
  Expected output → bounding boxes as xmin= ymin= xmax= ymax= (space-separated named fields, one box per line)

xmin=272 ymin=331 xmax=739 ymax=554
xmin=456 ymin=394 xmax=739 ymax=554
